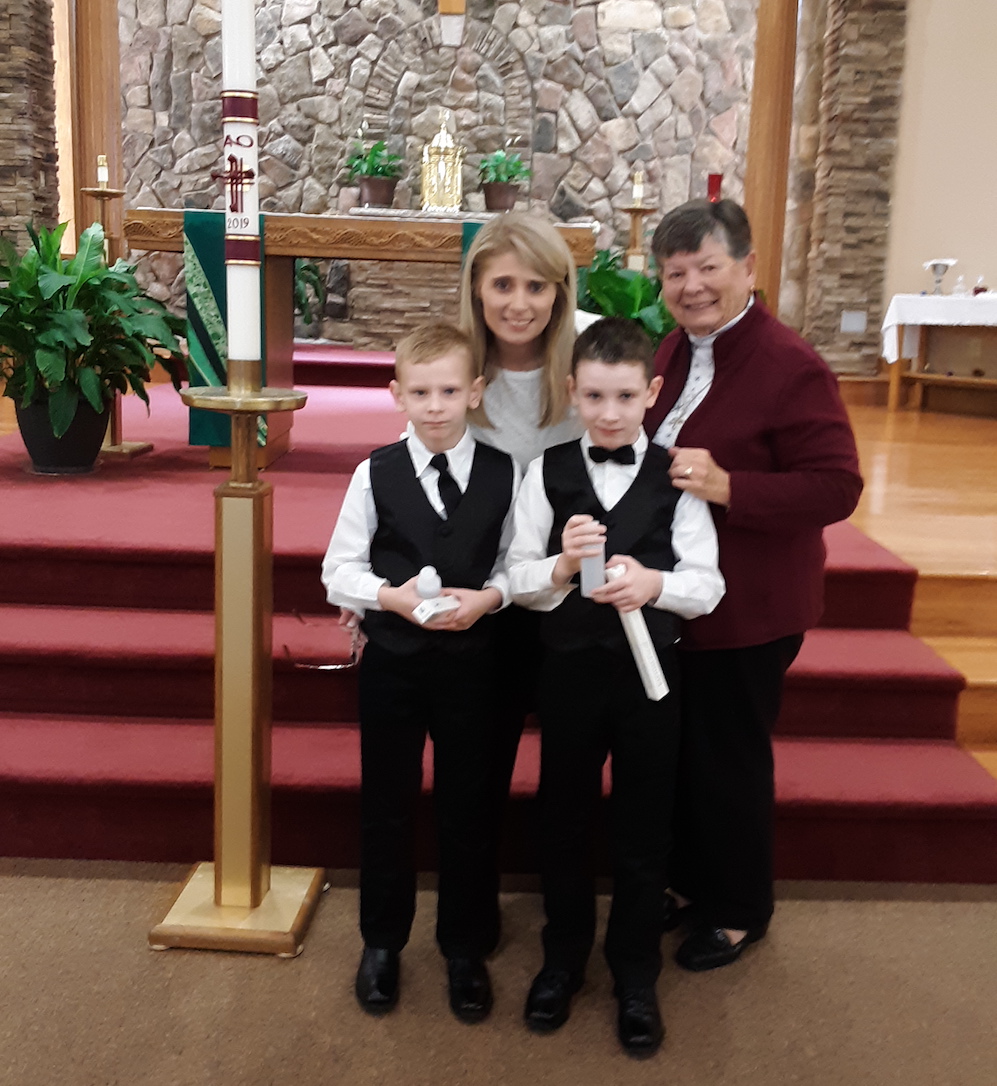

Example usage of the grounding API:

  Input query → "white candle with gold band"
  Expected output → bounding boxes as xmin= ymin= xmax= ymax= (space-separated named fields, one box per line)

xmin=219 ymin=0 xmax=261 ymax=374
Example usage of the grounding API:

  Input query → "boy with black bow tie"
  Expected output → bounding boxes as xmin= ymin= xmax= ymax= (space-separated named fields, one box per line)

xmin=507 ymin=317 xmax=724 ymax=1058
xmin=321 ymin=322 xmax=517 ymax=1025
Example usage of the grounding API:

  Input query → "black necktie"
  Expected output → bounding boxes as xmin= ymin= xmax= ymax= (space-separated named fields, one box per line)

xmin=430 ymin=453 xmax=462 ymax=517
xmin=588 ymin=444 xmax=636 ymax=465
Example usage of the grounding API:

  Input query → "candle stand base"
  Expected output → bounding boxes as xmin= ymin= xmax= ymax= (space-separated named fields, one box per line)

xmin=101 ymin=440 xmax=154 ymax=459
xmin=149 ymin=862 xmax=325 ymax=957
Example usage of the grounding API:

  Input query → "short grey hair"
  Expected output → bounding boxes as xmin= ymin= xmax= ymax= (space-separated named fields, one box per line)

xmin=651 ymin=199 xmax=753 ymax=262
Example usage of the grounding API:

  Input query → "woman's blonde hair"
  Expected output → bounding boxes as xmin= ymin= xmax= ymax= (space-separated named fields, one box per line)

xmin=459 ymin=212 xmax=577 ymax=429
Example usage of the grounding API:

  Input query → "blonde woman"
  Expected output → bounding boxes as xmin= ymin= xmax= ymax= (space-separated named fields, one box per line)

xmin=460 ymin=212 xmax=584 ymax=469
xmin=459 ymin=213 xmax=584 ymax=951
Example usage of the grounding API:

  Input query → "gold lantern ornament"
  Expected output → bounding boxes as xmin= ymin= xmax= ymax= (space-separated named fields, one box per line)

xmin=422 ymin=114 xmax=464 ymax=213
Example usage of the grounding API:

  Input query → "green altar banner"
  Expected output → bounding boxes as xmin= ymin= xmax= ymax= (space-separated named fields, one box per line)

xmin=183 ymin=210 xmax=267 ymax=447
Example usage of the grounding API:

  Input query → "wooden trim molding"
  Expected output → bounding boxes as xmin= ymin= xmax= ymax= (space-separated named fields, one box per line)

xmin=125 ymin=209 xmax=597 ymax=267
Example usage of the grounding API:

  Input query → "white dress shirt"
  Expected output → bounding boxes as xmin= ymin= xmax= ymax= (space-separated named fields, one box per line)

xmin=653 ymin=296 xmax=754 ymax=449
xmin=507 ymin=430 xmax=725 ymax=617
xmin=321 ymin=423 xmax=519 ymax=617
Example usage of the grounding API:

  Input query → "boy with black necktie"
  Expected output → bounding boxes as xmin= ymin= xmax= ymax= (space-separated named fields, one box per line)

xmin=321 ymin=322 xmax=517 ymax=1024
xmin=507 ymin=317 xmax=724 ymax=1058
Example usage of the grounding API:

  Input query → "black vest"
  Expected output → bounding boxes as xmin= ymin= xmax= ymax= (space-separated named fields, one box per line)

xmin=541 ymin=440 xmax=681 ymax=653
xmin=363 ymin=439 xmax=515 ymax=655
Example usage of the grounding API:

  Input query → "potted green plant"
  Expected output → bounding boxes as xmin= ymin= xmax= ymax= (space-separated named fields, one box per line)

xmin=577 ymin=249 xmax=677 ymax=346
xmin=478 ymin=150 xmax=532 ymax=211
xmin=0 ymin=220 xmax=185 ymax=474
xmin=344 ymin=140 xmax=404 ymax=208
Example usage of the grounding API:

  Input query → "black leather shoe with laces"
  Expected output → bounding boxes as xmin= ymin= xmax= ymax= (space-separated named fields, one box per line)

xmin=355 ymin=947 xmax=400 ymax=1015
xmin=523 ymin=968 xmax=582 ymax=1033
xmin=447 ymin=957 xmax=493 ymax=1024
xmin=615 ymin=987 xmax=664 ymax=1058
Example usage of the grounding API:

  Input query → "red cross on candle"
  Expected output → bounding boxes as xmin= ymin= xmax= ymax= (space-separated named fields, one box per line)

xmin=211 ymin=154 xmax=256 ymax=214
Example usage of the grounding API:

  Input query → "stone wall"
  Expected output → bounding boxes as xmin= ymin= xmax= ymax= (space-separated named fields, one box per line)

xmin=120 ymin=0 xmax=759 ymax=238
xmin=120 ymin=0 xmax=760 ymax=344
xmin=115 ymin=0 xmax=908 ymax=367
xmin=801 ymin=0 xmax=906 ymax=373
xmin=0 ymin=0 xmax=59 ymax=244
xmin=332 ymin=259 xmax=462 ymax=346
xmin=778 ymin=0 xmax=827 ymax=332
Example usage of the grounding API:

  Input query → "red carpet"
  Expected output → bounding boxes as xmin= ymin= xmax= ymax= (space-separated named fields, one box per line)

xmin=1 ymin=380 xmax=994 ymax=880
xmin=292 ymin=342 xmax=394 ymax=388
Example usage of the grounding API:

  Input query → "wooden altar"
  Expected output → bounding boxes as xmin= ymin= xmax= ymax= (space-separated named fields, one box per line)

xmin=124 ymin=208 xmax=596 ymax=266
xmin=125 ymin=209 xmax=595 ymax=464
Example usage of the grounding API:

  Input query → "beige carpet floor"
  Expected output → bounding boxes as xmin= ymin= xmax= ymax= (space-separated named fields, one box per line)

xmin=0 ymin=859 xmax=995 ymax=1086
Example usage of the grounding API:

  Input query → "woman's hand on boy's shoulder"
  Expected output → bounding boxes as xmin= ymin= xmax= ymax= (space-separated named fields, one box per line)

xmin=588 ymin=555 xmax=662 ymax=614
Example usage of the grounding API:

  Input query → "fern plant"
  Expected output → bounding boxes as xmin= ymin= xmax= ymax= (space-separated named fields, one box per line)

xmin=294 ymin=259 xmax=326 ymax=326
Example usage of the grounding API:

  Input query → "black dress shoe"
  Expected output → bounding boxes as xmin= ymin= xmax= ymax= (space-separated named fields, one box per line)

xmin=355 ymin=947 xmax=399 ymax=1015
xmin=523 ymin=968 xmax=582 ymax=1033
xmin=615 ymin=987 xmax=664 ymax=1059
xmin=447 ymin=957 xmax=493 ymax=1024
xmin=675 ymin=923 xmax=768 ymax=972
xmin=661 ymin=892 xmax=697 ymax=933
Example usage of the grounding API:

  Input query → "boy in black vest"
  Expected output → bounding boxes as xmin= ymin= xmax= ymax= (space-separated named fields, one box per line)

xmin=508 ymin=318 xmax=724 ymax=1057
xmin=321 ymin=322 xmax=517 ymax=1024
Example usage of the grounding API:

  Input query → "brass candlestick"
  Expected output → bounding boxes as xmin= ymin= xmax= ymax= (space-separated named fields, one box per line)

xmin=149 ymin=11 xmax=323 ymax=955
xmin=81 ymin=163 xmax=149 ymax=459
xmin=150 ymin=371 xmax=320 ymax=956
xmin=621 ymin=205 xmax=655 ymax=272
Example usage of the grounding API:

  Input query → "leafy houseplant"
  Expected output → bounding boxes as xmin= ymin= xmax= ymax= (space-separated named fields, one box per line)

xmin=344 ymin=140 xmax=404 ymax=208
xmin=478 ymin=150 xmax=531 ymax=211
xmin=294 ymin=259 xmax=327 ymax=329
xmin=577 ymin=249 xmax=677 ymax=346
xmin=0 ymin=221 xmax=185 ymax=472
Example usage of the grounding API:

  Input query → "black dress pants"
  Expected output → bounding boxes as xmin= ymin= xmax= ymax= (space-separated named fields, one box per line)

xmin=357 ymin=639 xmax=500 ymax=960
xmin=669 ymin=634 xmax=804 ymax=932
xmin=536 ymin=644 xmax=680 ymax=990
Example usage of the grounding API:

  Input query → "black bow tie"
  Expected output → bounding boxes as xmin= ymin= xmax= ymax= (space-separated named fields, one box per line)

xmin=588 ymin=444 xmax=636 ymax=465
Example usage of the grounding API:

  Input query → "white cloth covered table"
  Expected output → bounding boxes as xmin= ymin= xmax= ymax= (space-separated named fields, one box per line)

xmin=882 ymin=293 xmax=997 ymax=363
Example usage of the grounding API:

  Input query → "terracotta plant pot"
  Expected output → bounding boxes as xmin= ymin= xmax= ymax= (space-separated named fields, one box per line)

xmin=358 ymin=176 xmax=398 ymax=208
xmin=481 ymin=181 xmax=521 ymax=212
xmin=15 ymin=399 xmax=111 ymax=475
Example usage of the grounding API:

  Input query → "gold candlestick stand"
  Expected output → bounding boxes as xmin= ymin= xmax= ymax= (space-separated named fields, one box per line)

xmin=621 ymin=204 xmax=656 ymax=273
xmin=150 ymin=365 xmax=323 ymax=956
xmin=80 ymin=183 xmax=154 ymax=459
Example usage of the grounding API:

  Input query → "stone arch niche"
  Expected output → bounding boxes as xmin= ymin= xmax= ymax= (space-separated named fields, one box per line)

xmin=358 ymin=15 xmax=535 ymax=199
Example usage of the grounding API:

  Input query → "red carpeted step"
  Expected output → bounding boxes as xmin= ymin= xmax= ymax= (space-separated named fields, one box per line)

xmin=778 ymin=628 xmax=964 ymax=740
xmin=292 ymin=344 xmax=395 ymax=388
xmin=0 ymin=714 xmax=363 ymax=865
xmin=0 ymin=605 xmax=358 ymax=723
xmin=0 ymin=608 xmax=964 ymax=739
xmin=4 ymin=716 xmax=996 ymax=884
xmin=773 ymin=737 xmax=997 ymax=883
xmin=820 ymin=521 xmax=917 ymax=630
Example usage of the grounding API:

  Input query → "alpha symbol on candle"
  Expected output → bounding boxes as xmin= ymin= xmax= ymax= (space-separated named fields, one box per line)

xmin=212 ymin=154 xmax=256 ymax=214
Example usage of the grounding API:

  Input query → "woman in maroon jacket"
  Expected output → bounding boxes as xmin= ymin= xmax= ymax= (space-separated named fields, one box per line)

xmin=644 ymin=199 xmax=863 ymax=971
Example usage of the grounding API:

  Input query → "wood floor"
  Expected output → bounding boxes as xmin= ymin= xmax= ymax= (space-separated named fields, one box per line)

xmin=848 ymin=405 xmax=997 ymax=759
